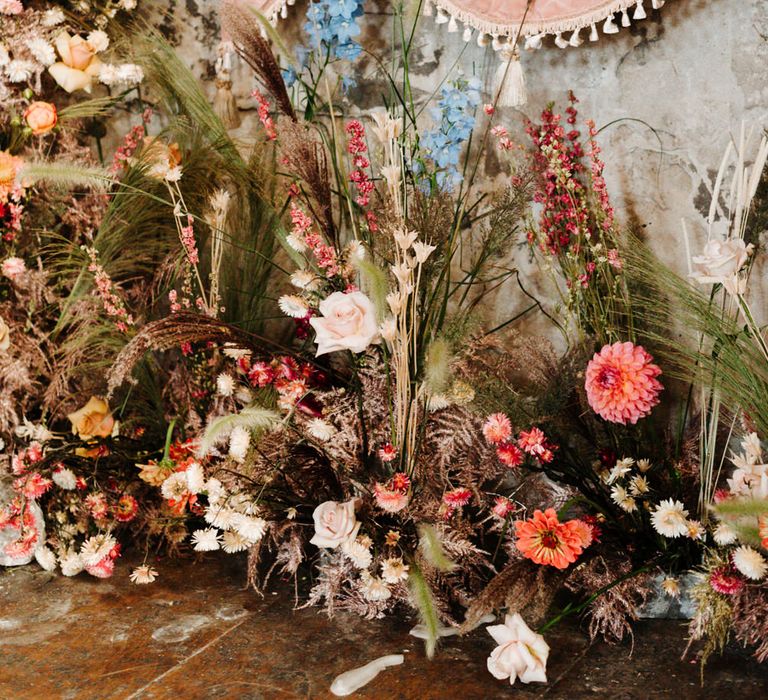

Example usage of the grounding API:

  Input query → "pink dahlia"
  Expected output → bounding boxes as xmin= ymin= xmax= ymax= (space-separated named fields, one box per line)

xmin=584 ymin=341 xmax=663 ymax=425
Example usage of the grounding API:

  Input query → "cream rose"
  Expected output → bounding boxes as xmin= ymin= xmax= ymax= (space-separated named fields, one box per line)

xmin=691 ymin=238 xmax=753 ymax=295
xmin=486 ymin=613 xmax=549 ymax=686
xmin=0 ymin=316 xmax=10 ymax=352
xmin=309 ymin=291 xmax=380 ymax=356
xmin=24 ymin=102 xmax=58 ymax=135
xmin=310 ymin=499 xmax=359 ymax=549
xmin=67 ymin=396 xmax=115 ymax=440
xmin=48 ymin=32 xmax=103 ymax=93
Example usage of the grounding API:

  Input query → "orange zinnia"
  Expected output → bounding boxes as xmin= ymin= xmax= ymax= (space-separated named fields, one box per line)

xmin=514 ymin=508 xmax=586 ymax=569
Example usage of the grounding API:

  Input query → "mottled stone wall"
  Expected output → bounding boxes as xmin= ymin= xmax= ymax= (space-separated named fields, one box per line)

xmin=147 ymin=0 xmax=768 ymax=339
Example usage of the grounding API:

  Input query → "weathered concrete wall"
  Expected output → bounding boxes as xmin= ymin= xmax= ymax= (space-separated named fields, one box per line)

xmin=147 ymin=0 xmax=768 ymax=339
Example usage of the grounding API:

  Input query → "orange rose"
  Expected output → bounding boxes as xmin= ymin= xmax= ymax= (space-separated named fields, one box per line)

xmin=67 ymin=396 xmax=115 ymax=440
xmin=24 ymin=102 xmax=58 ymax=135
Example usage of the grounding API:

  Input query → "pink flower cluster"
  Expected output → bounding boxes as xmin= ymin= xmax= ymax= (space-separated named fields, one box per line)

xmin=84 ymin=246 xmax=135 ymax=332
xmin=482 ymin=413 xmax=557 ymax=466
xmin=111 ymin=112 xmax=151 ymax=174
xmin=252 ymin=90 xmax=277 ymax=140
xmin=179 ymin=213 xmax=199 ymax=265
xmin=490 ymin=125 xmax=514 ymax=151
xmin=346 ymin=120 xmax=374 ymax=207
xmin=585 ymin=119 xmax=614 ymax=231
xmin=290 ymin=203 xmax=339 ymax=276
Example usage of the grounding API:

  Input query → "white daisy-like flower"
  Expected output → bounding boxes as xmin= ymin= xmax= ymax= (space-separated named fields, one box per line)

xmin=381 ymin=557 xmax=409 ymax=584
xmin=651 ymin=499 xmax=689 ymax=538
xmin=228 ymin=426 xmax=251 ymax=463
xmin=636 ymin=459 xmax=652 ymax=473
xmin=231 ymin=513 xmax=267 ymax=543
xmin=204 ymin=506 xmax=236 ymax=530
xmin=216 ymin=373 xmax=236 ymax=397
xmin=685 ymin=520 xmax=705 ymax=541
xmin=42 ymin=7 xmax=65 ymax=25
xmin=360 ymin=572 xmax=391 ymax=602
xmin=205 ymin=477 xmax=226 ymax=505
xmin=25 ymin=38 xmax=56 ymax=67
xmin=191 ymin=528 xmax=221 ymax=552
xmin=7 ymin=60 xmax=33 ymax=83
xmin=130 ymin=565 xmax=158 ymax=584
xmin=185 ymin=463 xmax=205 ymax=495
xmin=34 ymin=546 xmax=57 ymax=572
xmin=286 ymin=233 xmax=307 ymax=252
xmin=161 ymin=471 xmax=190 ymax=500
xmin=116 ymin=63 xmax=144 ymax=85
xmin=59 ymin=551 xmax=84 ymax=577
xmin=278 ymin=294 xmax=309 ymax=318
xmin=80 ymin=534 xmax=117 ymax=566
xmin=732 ymin=545 xmax=768 ymax=580
xmin=610 ymin=485 xmax=637 ymax=513
xmin=629 ymin=475 xmax=649 ymax=496
xmin=713 ymin=522 xmax=738 ymax=546
xmin=86 ymin=30 xmax=110 ymax=52
xmin=307 ymin=418 xmax=335 ymax=442
xmin=342 ymin=539 xmax=373 ymax=569
xmin=661 ymin=577 xmax=680 ymax=598
xmin=290 ymin=269 xmax=318 ymax=290
xmin=222 ymin=530 xmax=250 ymax=553
xmin=607 ymin=458 xmax=634 ymax=485
xmin=52 ymin=468 xmax=77 ymax=490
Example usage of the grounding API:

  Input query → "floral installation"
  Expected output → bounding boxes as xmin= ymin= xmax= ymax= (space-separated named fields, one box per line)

xmin=1 ymin=0 xmax=768 ymax=691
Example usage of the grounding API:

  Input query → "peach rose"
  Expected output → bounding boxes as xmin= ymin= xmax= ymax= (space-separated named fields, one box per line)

xmin=49 ymin=32 xmax=103 ymax=93
xmin=310 ymin=499 xmax=359 ymax=549
xmin=67 ymin=397 xmax=115 ymax=440
xmin=486 ymin=613 xmax=549 ymax=686
xmin=24 ymin=102 xmax=58 ymax=135
xmin=309 ymin=291 xmax=380 ymax=356
xmin=0 ymin=150 xmax=19 ymax=190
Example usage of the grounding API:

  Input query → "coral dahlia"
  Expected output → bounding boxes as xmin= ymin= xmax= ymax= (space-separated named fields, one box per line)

xmin=514 ymin=509 xmax=587 ymax=569
xmin=584 ymin=341 xmax=663 ymax=424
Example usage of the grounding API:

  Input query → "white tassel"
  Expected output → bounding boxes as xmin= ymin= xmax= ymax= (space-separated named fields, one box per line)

xmin=423 ymin=0 xmax=433 ymax=17
xmin=477 ymin=32 xmax=490 ymax=47
xmin=493 ymin=48 xmax=526 ymax=108
xmin=621 ymin=9 xmax=631 ymax=26
xmin=634 ymin=0 xmax=647 ymax=20
xmin=491 ymin=35 xmax=504 ymax=51
xmin=435 ymin=8 xmax=449 ymax=24
xmin=525 ymin=33 xmax=543 ymax=50
xmin=447 ymin=15 xmax=458 ymax=32
xmin=462 ymin=26 xmax=472 ymax=42
xmin=589 ymin=23 xmax=599 ymax=41
xmin=554 ymin=32 xmax=569 ymax=49
xmin=652 ymin=0 xmax=665 ymax=8
xmin=569 ymin=28 xmax=583 ymax=47
xmin=603 ymin=15 xmax=619 ymax=34
xmin=213 ymin=72 xmax=240 ymax=129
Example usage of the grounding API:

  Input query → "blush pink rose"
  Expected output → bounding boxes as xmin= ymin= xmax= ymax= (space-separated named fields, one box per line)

xmin=310 ymin=499 xmax=359 ymax=549
xmin=309 ymin=291 xmax=380 ymax=356
xmin=486 ymin=613 xmax=549 ymax=686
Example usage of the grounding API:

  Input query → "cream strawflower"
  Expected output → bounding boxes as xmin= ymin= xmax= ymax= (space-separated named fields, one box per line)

xmin=278 ymin=294 xmax=309 ymax=318
xmin=307 ymin=418 xmax=336 ymax=442
xmin=216 ymin=373 xmax=235 ymax=397
xmin=52 ymin=467 xmax=77 ymax=490
xmin=161 ymin=471 xmax=190 ymax=500
xmin=636 ymin=458 xmax=652 ymax=473
xmin=342 ymin=538 xmax=373 ymax=569
xmin=130 ymin=565 xmax=158 ymax=584
xmin=607 ymin=457 xmax=634 ymax=484
xmin=651 ymin=499 xmax=689 ymax=538
xmin=360 ymin=571 xmax=391 ymax=601
xmin=732 ymin=545 xmax=767 ymax=580
xmin=713 ymin=522 xmax=738 ymax=546
xmin=231 ymin=513 xmax=267 ymax=542
xmin=610 ymin=485 xmax=637 ymax=513
xmin=381 ymin=557 xmax=409 ymax=584
xmin=685 ymin=520 xmax=705 ymax=541
xmin=486 ymin=613 xmax=549 ymax=686
xmin=629 ymin=475 xmax=650 ymax=496
xmin=80 ymin=533 xmax=117 ymax=566
xmin=661 ymin=577 xmax=680 ymax=598
xmin=60 ymin=551 xmax=84 ymax=576
xmin=290 ymin=270 xmax=318 ymax=290
xmin=222 ymin=530 xmax=250 ymax=553
xmin=191 ymin=528 xmax=221 ymax=552
xmin=34 ymin=546 xmax=57 ymax=572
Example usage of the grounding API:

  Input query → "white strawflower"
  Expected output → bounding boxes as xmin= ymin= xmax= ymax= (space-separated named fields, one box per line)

xmin=205 ymin=478 xmax=226 ymax=505
xmin=216 ymin=373 xmax=235 ymax=397
xmin=231 ymin=513 xmax=267 ymax=543
xmin=116 ymin=63 xmax=143 ymax=85
xmin=342 ymin=539 xmax=373 ymax=569
xmin=360 ymin=572 xmax=391 ymax=602
xmin=381 ymin=557 xmax=409 ymax=583
xmin=87 ymin=30 xmax=110 ymax=52
xmin=7 ymin=60 xmax=33 ymax=83
xmin=204 ymin=506 xmax=236 ymax=530
xmin=60 ymin=551 xmax=84 ymax=577
xmin=130 ymin=565 xmax=158 ymax=584
xmin=661 ymin=577 xmax=680 ymax=598
xmin=185 ymin=462 xmax=205 ymax=494
xmin=52 ymin=468 xmax=77 ymax=490
xmin=732 ymin=545 xmax=767 ymax=580
xmin=629 ymin=475 xmax=649 ymax=496
xmin=307 ymin=418 xmax=335 ymax=442
xmin=278 ymin=294 xmax=309 ymax=318
xmin=651 ymin=499 xmax=689 ymax=538
xmin=35 ymin=546 xmax=57 ymax=572
xmin=42 ymin=8 xmax=65 ymax=25
xmin=290 ymin=269 xmax=318 ymax=290
xmin=222 ymin=530 xmax=250 ymax=553
xmin=80 ymin=534 xmax=117 ymax=566
xmin=191 ymin=528 xmax=221 ymax=552
xmin=228 ymin=426 xmax=251 ymax=463
xmin=25 ymin=38 xmax=56 ymax=66
xmin=610 ymin=485 xmax=637 ymax=513
xmin=685 ymin=520 xmax=705 ymax=541
xmin=161 ymin=471 xmax=190 ymax=500
xmin=713 ymin=522 xmax=738 ymax=546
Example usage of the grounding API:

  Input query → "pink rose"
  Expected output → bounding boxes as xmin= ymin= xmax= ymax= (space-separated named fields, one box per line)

xmin=691 ymin=238 xmax=753 ymax=295
xmin=310 ymin=499 xmax=359 ymax=549
xmin=486 ymin=613 xmax=549 ymax=686
xmin=2 ymin=256 xmax=26 ymax=279
xmin=309 ymin=291 xmax=380 ymax=356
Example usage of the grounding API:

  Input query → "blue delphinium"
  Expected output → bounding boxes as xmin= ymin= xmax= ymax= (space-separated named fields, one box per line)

xmin=419 ymin=76 xmax=482 ymax=189
xmin=304 ymin=0 xmax=365 ymax=63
